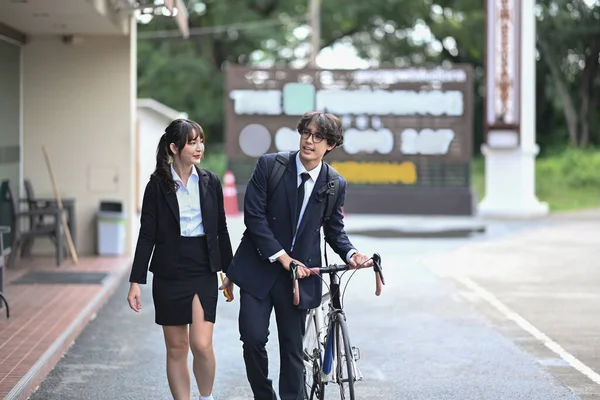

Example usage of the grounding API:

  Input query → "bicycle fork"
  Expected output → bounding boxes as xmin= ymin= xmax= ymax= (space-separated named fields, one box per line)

xmin=320 ymin=318 xmax=363 ymax=384
xmin=321 ymin=321 xmax=335 ymax=383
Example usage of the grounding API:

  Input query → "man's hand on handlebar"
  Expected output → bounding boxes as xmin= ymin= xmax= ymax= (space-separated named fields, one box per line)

xmin=288 ymin=253 xmax=384 ymax=305
xmin=349 ymin=251 xmax=373 ymax=269
xmin=277 ymin=253 xmax=311 ymax=278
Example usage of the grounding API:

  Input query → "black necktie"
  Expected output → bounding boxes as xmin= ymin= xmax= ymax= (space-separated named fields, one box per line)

xmin=295 ymin=172 xmax=310 ymax=226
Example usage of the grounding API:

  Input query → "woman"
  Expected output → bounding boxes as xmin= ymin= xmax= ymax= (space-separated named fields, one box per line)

xmin=127 ymin=118 xmax=234 ymax=400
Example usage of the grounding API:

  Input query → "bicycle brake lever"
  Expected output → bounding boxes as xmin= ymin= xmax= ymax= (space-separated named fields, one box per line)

xmin=372 ymin=253 xmax=385 ymax=285
xmin=289 ymin=261 xmax=301 ymax=306
xmin=290 ymin=261 xmax=298 ymax=290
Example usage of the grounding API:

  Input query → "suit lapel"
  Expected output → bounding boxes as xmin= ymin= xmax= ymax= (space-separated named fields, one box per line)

xmin=162 ymin=184 xmax=180 ymax=224
xmin=284 ymin=153 xmax=299 ymax=237
xmin=197 ymin=166 xmax=210 ymax=221
xmin=295 ymin=163 xmax=328 ymax=240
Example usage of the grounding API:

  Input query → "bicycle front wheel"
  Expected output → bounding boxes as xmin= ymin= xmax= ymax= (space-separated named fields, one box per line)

xmin=334 ymin=312 xmax=355 ymax=400
xmin=303 ymin=311 xmax=324 ymax=400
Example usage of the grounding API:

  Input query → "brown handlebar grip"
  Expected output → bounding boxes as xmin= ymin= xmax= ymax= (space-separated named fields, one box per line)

xmin=375 ymin=271 xmax=383 ymax=296
xmin=293 ymin=280 xmax=300 ymax=306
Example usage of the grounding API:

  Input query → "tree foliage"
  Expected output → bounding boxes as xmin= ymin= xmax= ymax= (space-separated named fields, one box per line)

xmin=137 ymin=0 xmax=600 ymax=152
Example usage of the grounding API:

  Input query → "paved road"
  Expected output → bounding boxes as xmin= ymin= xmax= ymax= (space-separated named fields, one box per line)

xmin=30 ymin=215 xmax=586 ymax=399
xmin=423 ymin=210 xmax=600 ymax=400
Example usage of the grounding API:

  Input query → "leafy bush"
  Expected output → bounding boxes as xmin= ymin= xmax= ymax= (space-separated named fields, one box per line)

xmin=472 ymin=147 xmax=600 ymax=211
xmin=538 ymin=147 xmax=600 ymax=188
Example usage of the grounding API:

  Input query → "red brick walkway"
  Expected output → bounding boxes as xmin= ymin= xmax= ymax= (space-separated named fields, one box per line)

xmin=0 ymin=256 xmax=131 ymax=400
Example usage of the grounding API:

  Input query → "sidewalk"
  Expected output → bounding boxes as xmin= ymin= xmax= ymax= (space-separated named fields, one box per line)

xmin=0 ymin=255 xmax=131 ymax=400
xmin=421 ymin=209 xmax=600 ymax=399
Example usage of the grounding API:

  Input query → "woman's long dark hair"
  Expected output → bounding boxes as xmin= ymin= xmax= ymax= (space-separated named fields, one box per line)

xmin=153 ymin=118 xmax=205 ymax=192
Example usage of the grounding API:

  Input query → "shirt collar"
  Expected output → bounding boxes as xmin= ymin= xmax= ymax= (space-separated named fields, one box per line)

xmin=170 ymin=164 xmax=199 ymax=184
xmin=295 ymin=153 xmax=321 ymax=182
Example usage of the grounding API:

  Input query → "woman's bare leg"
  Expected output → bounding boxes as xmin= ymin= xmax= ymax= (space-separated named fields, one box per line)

xmin=163 ymin=325 xmax=191 ymax=400
xmin=189 ymin=294 xmax=216 ymax=397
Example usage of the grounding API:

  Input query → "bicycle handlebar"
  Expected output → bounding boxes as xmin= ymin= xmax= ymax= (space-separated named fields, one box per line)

xmin=289 ymin=253 xmax=385 ymax=306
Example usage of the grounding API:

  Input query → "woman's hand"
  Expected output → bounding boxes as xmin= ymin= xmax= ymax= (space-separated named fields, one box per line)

xmin=127 ymin=283 xmax=142 ymax=312
xmin=219 ymin=273 xmax=234 ymax=302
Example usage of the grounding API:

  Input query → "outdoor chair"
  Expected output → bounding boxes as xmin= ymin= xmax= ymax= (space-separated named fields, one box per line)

xmin=0 ymin=180 xmax=65 ymax=267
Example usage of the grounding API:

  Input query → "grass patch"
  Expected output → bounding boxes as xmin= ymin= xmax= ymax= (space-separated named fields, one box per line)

xmin=471 ymin=147 xmax=600 ymax=212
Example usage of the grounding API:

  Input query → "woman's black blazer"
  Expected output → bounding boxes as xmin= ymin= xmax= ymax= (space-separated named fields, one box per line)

xmin=129 ymin=167 xmax=234 ymax=284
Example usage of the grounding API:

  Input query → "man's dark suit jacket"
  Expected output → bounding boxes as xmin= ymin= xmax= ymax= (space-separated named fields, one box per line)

xmin=227 ymin=151 xmax=354 ymax=310
xmin=129 ymin=166 xmax=234 ymax=284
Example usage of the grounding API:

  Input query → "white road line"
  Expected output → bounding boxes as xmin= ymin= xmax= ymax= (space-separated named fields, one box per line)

xmin=456 ymin=275 xmax=600 ymax=386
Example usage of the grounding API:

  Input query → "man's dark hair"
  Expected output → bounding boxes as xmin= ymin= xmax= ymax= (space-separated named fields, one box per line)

xmin=296 ymin=111 xmax=344 ymax=153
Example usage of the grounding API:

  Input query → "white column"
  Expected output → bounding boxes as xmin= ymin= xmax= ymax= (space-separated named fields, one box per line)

xmin=479 ymin=0 xmax=548 ymax=218
xmin=128 ymin=16 xmax=138 ymax=256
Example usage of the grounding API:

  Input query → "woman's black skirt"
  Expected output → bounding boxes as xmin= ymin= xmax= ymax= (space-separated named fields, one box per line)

xmin=152 ymin=236 xmax=217 ymax=326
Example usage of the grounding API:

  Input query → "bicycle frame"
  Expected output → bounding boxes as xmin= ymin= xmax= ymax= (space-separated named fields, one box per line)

xmin=304 ymin=271 xmax=362 ymax=385
xmin=300 ymin=253 xmax=383 ymax=399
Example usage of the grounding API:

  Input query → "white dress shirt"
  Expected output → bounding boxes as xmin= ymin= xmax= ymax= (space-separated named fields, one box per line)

xmin=171 ymin=164 xmax=205 ymax=236
xmin=269 ymin=155 xmax=356 ymax=263
xmin=293 ymin=155 xmax=322 ymax=239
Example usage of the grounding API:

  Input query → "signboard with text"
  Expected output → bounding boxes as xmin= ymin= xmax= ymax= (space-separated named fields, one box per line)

xmin=225 ymin=65 xmax=475 ymax=215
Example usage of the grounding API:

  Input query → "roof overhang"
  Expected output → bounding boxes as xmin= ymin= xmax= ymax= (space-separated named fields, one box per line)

xmin=0 ymin=0 xmax=131 ymax=37
xmin=137 ymin=98 xmax=186 ymax=121
xmin=0 ymin=0 xmax=189 ymax=39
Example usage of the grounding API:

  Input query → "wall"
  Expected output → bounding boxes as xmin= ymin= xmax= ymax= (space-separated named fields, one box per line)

xmin=22 ymin=31 xmax=136 ymax=256
xmin=136 ymin=108 xmax=169 ymax=212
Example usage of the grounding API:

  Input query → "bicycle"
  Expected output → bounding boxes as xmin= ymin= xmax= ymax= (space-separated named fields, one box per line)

xmin=290 ymin=253 xmax=385 ymax=400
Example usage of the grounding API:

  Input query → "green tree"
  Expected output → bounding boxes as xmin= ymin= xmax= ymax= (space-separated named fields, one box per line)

xmin=537 ymin=0 xmax=600 ymax=147
xmin=137 ymin=0 xmax=298 ymax=143
xmin=137 ymin=0 xmax=600 ymax=152
xmin=137 ymin=0 xmax=459 ymax=143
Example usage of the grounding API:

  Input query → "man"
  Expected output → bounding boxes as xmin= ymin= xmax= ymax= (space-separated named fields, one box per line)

xmin=223 ymin=111 xmax=371 ymax=400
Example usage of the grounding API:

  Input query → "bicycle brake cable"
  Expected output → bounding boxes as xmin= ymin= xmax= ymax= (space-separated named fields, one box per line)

xmin=340 ymin=257 xmax=373 ymax=309
xmin=311 ymin=269 xmax=332 ymax=295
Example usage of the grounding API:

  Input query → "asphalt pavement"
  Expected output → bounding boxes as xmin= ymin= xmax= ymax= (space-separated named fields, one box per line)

xmin=29 ymin=214 xmax=589 ymax=399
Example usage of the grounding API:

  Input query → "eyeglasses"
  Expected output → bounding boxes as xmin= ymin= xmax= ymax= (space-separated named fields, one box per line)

xmin=299 ymin=129 xmax=325 ymax=143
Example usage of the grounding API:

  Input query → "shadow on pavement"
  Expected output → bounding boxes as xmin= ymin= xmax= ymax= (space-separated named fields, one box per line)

xmin=346 ymin=226 xmax=486 ymax=238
